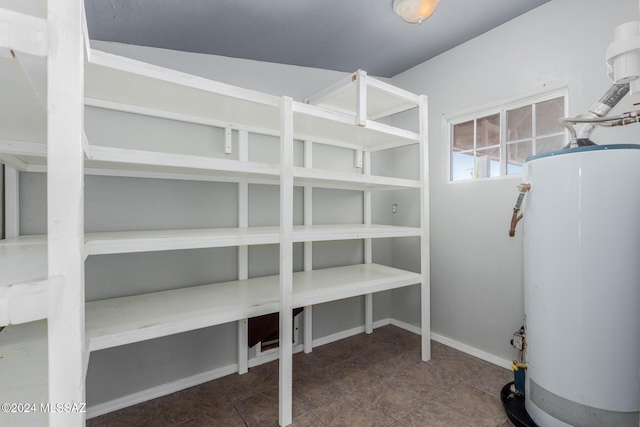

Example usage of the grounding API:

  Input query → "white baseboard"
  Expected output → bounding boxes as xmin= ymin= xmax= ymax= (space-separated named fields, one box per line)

xmin=87 ymin=363 xmax=238 ymax=419
xmin=390 ymin=318 xmax=512 ymax=369
xmin=429 ymin=333 xmax=512 ymax=369
xmin=88 ymin=317 xmax=511 ymax=418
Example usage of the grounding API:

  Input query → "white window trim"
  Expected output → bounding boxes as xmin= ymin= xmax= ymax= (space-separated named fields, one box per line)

xmin=444 ymin=86 xmax=569 ymax=183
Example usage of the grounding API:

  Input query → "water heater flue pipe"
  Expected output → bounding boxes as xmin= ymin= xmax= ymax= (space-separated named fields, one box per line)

xmin=508 ymin=183 xmax=531 ymax=237
xmin=560 ymin=83 xmax=630 ymax=148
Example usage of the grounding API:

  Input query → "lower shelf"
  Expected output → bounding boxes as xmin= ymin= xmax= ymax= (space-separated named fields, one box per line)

xmin=86 ymin=263 xmax=422 ymax=351
xmin=0 ymin=263 xmax=423 ymax=425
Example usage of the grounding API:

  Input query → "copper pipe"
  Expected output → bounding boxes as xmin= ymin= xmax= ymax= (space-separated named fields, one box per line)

xmin=509 ymin=212 xmax=524 ymax=237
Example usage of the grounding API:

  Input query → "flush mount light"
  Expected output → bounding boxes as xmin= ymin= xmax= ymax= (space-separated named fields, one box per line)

xmin=393 ymin=0 xmax=439 ymax=24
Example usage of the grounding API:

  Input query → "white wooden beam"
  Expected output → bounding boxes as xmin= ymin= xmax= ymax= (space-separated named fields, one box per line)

xmin=237 ymin=319 xmax=248 ymax=375
xmin=355 ymin=69 xmax=367 ymax=127
xmin=0 ymin=138 xmax=47 ymax=156
xmin=279 ymin=96 xmax=294 ymax=427
xmin=237 ymin=130 xmax=249 ymax=375
xmin=363 ymin=151 xmax=373 ymax=334
xmin=87 ymin=145 xmax=280 ymax=177
xmin=0 ymin=277 xmax=58 ymax=327
xmin=4 ymin=165 xmax=19 ymax=238
xmin=303 ymin=140 xmax=313 ymax=354
xmin=366 ymin=76 xmax=421 ymax=105
xmin=0 ymin=154 xmax=27 ymax=172
xmin=0 ymin=8 xmax=48 ymax=57
xmin=303 ymin=71 xmax=356 ymax=106
xmin=47 ymin=1 xmax=86 ymax=425
xmin=419 ymin=95 xmax=431 ymax=362
xmin=82 ymin=130 xmax=92 ymax=159
xmin=303 ymin=306 xmax=313 ymax=354
xmin=84 ymin=97 xmax=281 ymax=139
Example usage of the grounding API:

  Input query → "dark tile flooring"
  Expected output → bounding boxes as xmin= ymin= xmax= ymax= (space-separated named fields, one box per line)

xmin=88 ymin=325 xmax=516 ymax=426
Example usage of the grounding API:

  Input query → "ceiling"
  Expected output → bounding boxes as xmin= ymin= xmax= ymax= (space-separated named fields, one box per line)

xmin=84 ymin=0 xmax=551 ymax=78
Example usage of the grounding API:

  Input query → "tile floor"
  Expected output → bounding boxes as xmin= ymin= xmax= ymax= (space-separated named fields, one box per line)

xmin=88 ymin=325 xmax=516 ymax=427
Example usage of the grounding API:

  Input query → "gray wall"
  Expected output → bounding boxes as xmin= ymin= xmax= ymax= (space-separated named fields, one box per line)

xmin=390 ymin=0 xmax=640 ymax=361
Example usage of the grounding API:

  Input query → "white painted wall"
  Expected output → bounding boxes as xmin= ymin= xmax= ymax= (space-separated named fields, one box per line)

xmin=390 ymin=0 xmax=640 ymax=361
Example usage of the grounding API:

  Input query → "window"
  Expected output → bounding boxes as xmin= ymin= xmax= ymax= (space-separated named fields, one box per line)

xmin=450 ymin=91 xmax=567 ymax=181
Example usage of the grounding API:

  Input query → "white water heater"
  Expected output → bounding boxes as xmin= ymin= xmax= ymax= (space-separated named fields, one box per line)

xmin=523 ymin=144 xmax=640 ymax=426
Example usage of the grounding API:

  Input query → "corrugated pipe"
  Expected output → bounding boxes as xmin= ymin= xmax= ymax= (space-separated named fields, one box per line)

xmin=509 ymin=183 xmax=531 ymax=237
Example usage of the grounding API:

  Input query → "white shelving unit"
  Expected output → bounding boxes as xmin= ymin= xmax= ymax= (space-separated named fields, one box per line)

xmin=0 ymin=3 xmax=429 ymax=426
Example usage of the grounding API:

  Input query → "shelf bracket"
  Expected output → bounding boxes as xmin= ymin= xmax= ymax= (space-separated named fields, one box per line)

xmin=225 ymin=128 xmax=233 ymax=154
xmin=354 ymin=149 xmax=363 ymax=169
xmin=82 ymin=130 xmax=92 ymax=159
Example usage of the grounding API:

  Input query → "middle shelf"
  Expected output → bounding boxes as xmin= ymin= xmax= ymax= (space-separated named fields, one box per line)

xmin=0 ymin=224 xmax=420 ymax=262
xmin=87 ymin=224 xmax=421 ymax=255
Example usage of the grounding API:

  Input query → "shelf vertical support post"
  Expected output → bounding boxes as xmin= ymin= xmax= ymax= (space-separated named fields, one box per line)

xmin=279 ymin=96 xmax=294 ymax=427
xmin=3 ymin=165 xmax=19 ymax=238
xmin=419 ymin=95 xmax=431 ymax=362
xmin=47 ymin=0 xmax=86 ymax=425
xmin=355 ymin=70 xmax=368 ymax=127
xmin=303 ymin=140 xmax=313 ymax=353
xmin=363 ymin=151 xmax=373 ymax=334
xmin=237 ymin=130 xmax=249 ymax=375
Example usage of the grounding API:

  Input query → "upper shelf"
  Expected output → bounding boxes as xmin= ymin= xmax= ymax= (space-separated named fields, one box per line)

xmin=85 ymin=49 xmax=282 ymax=136
xmin=2 ymin=36 xmax=422 ymax=152
xmin=86 ymin=51 xmax=419 ymax=151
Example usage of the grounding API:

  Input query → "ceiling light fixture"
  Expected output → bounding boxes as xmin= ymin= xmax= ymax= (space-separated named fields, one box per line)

xmin=393 ymin=0 xmax=439 ymax=24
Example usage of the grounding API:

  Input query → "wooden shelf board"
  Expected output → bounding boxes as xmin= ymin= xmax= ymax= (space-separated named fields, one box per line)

xmin=293 ymin=101 xmax=419 ymax=150
xmin=85 ymin=224 xmax=419 ymax=256
xmin=85 ymin=275 xmax=280 ymax=351
xmin=85 ymin=49 xmax=282 ymax=135
xmin=293 ymin=167 xmax=420 ymax=191
xmin=86 ymin=145 xmax=281 ymax=181
xmin=0 ymin=236 xmax=47 ymax=287
xmin=304 ymin=72 xmax=419 ymax=121
xmin=292 ymin=263 xmax=422 ymax=308
xmin=85 ymin=227 xmax=282 ymax=256
xmin=0 ymin=321 xmax=48 ymax=427
xmin=85 ymin=263 xmax=419 ymax=352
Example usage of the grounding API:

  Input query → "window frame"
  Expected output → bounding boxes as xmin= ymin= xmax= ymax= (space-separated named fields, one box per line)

xmin=446 ymin=87 xmax=569 ymax=183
